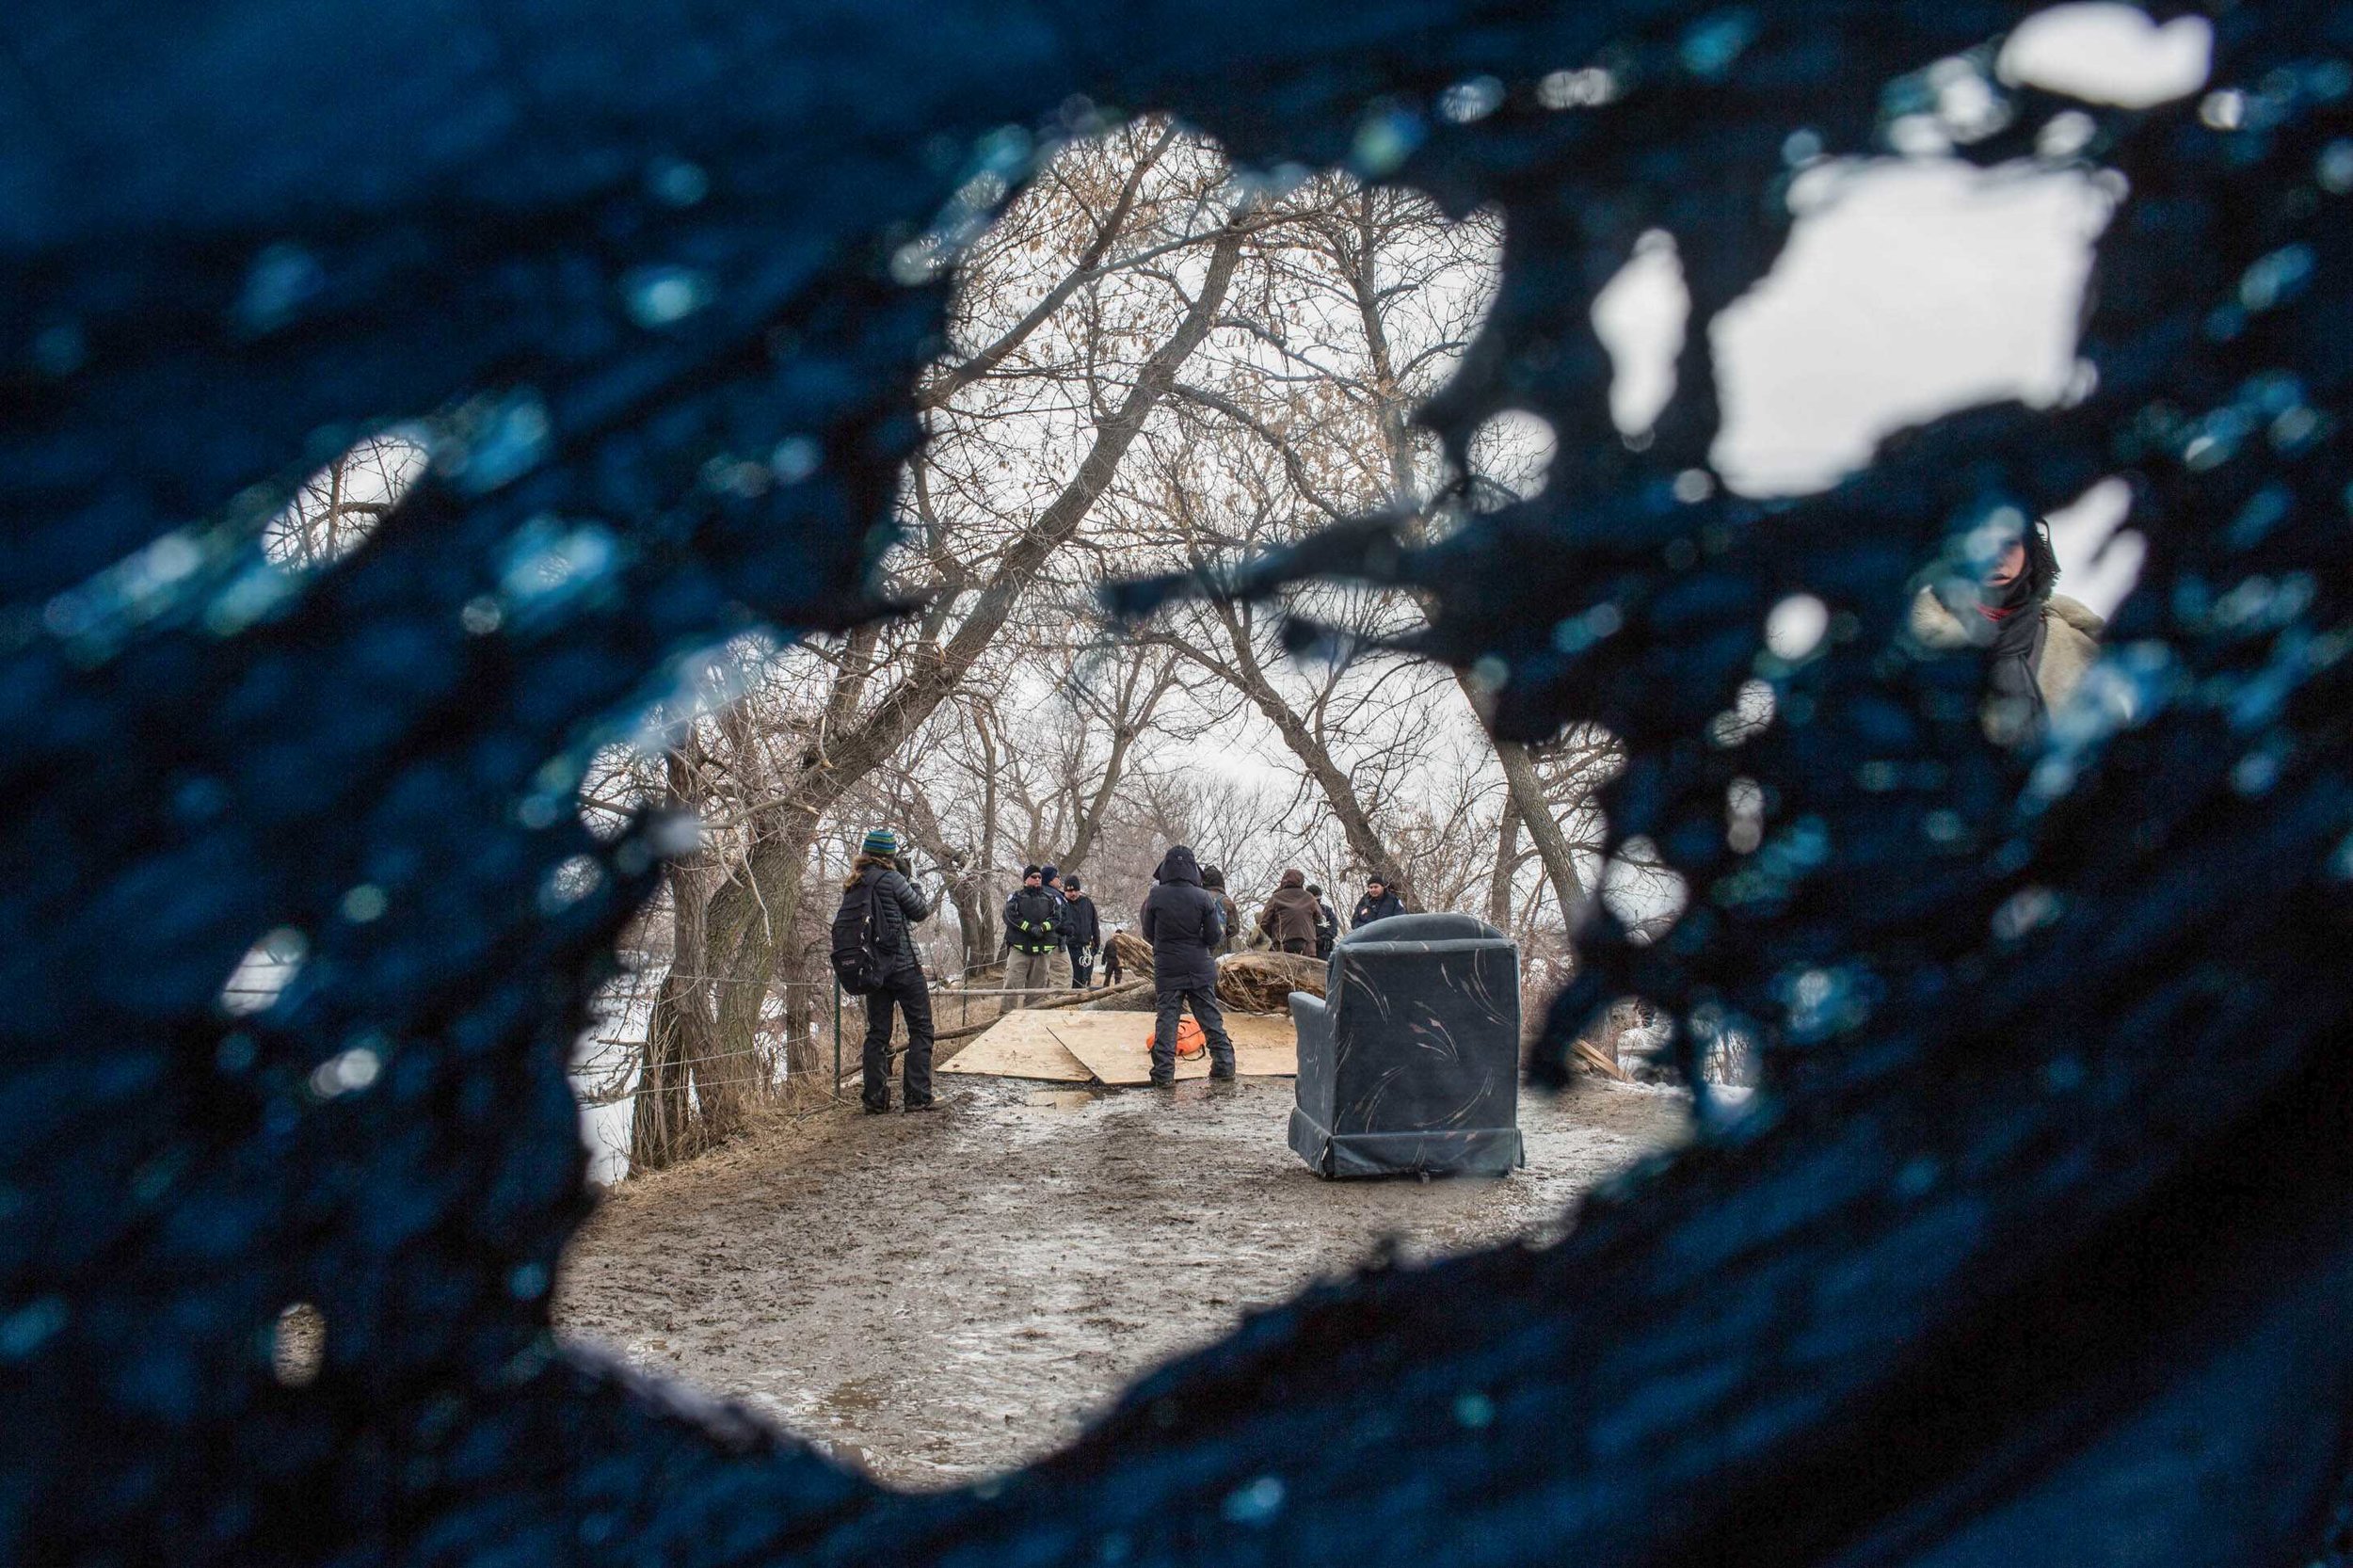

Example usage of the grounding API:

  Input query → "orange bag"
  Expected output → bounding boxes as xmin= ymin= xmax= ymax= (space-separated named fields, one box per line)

xmin=1143 ymin=1017 xmax=1208 ymax=1060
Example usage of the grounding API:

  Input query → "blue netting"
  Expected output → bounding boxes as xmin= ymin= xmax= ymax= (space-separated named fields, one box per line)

xmin=3 ymin=2 xmax=2346 ymax=1562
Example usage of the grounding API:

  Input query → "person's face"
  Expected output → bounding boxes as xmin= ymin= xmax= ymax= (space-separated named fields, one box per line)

xmin=1986 ymin=538 xmax=2028 ymax=588
xmin=1024 ymin=873 xmax=1041 ymax=888
xmin=1367 ymin=881 xmax=1385 ymax=896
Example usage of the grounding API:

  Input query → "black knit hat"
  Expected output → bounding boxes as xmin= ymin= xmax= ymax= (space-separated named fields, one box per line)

xmin=1021 ymin=864 xmax=1042 ymax=879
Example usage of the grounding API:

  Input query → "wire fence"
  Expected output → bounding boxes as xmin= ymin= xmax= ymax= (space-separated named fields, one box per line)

xmin=575 ymin=1068 xmax=802 ymax=1108
xmin=216 ymin=940 xmax=1114 ymax=1177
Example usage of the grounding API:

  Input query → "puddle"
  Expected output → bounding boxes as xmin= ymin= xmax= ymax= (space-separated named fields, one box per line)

xmin=1024 ymin=1089 xmax=1102 ymax=1109
xmin=818 ymin=1373 xmax=892 ymax=1418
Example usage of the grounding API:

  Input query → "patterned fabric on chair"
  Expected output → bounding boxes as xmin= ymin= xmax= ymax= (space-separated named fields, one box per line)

xmin=1288 ymin=913 xmax=1523 ymax=1177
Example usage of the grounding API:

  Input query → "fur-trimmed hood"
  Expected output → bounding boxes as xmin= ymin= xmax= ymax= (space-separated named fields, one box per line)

xmin=1910 ymin=587 xmax=2105 ymax=713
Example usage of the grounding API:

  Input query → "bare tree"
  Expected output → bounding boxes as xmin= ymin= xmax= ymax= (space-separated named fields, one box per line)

xmin=656 ymin=124 xmax=1257 ymax=1106
xmin=263 ymin=434 xmax=424 ymax=568
xmin=581 ymin=134 xmax=1660 ymax=1170
xmin=1152 ymin=178 xmax=1621 ymax=943
xmin=1047 ymin=632 xmax=1189 ymax=874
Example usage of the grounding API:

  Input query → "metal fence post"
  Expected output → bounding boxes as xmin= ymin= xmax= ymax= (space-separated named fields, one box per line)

xmin=832 ymin=975 xmax=843 ymax=1099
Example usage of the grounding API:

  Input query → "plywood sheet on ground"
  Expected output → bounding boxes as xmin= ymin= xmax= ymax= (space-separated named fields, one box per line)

xmin=939 ymin=1008 xmax=1296 ymax=1084
xmin=1054 ymin=1012 xmax=1296 ymax=1085
xmin=936 ymin=1010 xmax=1095 ymax=1081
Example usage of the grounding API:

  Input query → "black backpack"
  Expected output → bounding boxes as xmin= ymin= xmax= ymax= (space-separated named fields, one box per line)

xmin=829 ymin=871 xmax=889 ymax=995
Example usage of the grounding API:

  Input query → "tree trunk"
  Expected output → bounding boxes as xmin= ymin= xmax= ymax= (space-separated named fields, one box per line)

xmin=783 ymin=976 xmax=822 ymax=1087
xmin=973 ymin=704 xmax=1002 ymax=966
xmin=1193 ymin=597 xmax=1402 ymax=884
xmin=1060 ymin=720 xmax=1138 ymax=874
xmin=703 ymin=799 xmax=820 ymax=1092
xmin=1493 ymin=736 xmax=1588 ymax=948
xmin=632 ymin=856 xmax=710 ymax=1173
xmin=890 ymin=776 xmax=992 ymax=977
xmin=1487 ymin=788 xmax=1522 ymax=931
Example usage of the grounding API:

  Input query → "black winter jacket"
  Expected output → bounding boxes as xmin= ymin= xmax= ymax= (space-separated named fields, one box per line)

xmin=1061 ymin=892 xmax=1101 ymax=952
xmin=853 ymin=860 xmax=932 ymax=972
xmin=1003 ymin=885 xmax=1063 ymax=953
xmin=1352 ymin=888 xmax=1406 ymax=929
xmin=1140 ymin=846 xmax=1223 ymax=991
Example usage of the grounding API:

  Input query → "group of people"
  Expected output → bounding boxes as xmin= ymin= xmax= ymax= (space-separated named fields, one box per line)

xmin=1246 ymin=870 xmax=1404 ymax=956
xmin=1000 ymin=862 xmax=1106 ymax=998
xmin=836 ymin=822 xmax=1423 ymax=1110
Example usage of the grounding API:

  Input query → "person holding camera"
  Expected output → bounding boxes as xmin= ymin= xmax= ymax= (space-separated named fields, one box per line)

xmin=837 ymin=827 xmax=937 ymax=1113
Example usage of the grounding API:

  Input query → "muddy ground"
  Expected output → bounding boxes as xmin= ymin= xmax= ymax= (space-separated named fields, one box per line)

xmin=555 ymin=1073 xmax=1689 ymax=1489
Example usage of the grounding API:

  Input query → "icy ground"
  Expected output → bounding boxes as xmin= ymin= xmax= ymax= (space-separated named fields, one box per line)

xmin=556 ymin=1074 xmax=1687 ymax=1487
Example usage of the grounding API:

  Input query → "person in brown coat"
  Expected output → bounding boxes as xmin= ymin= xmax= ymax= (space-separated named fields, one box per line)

xmin=1908 ymin=516 xmax=2103 ymax=746
xmin=1257 ymin=868 xmax=1322 ymax=955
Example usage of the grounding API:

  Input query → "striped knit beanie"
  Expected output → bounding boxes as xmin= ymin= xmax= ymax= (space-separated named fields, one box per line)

xmin=861 ymin=826 xmax=901 ymax=857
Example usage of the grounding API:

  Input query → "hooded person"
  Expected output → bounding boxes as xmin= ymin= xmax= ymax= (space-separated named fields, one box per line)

xmin=1352 ymin=874 xmax=1406 ymax=930
xmin=840 ymin=827 xmax=937 ymax=1112
xmin=1198 ymin=863 xmax=1241 ymax=956
xmin=1039 ymin=864 xmax=1075 ymax=989
xmin=1257 ymin=868 xmax=1322 ymax=955
xmin=1909 ymin=516 xmax=2103 ymax=745
xmin=1061 ymin=874 xmax=1101 ymax=986
xmin=1305 ymin=883 xmax=1339 ymax=959
xmin=1138 ymin=844 xmax=1236 ymax=1087
xmin=1002 ymin=864 xmax=1063 ymax=1008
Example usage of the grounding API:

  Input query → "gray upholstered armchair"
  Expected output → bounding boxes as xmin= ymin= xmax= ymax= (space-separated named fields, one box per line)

xmin=1288 ymin=912 xmax=1524 ymax=1177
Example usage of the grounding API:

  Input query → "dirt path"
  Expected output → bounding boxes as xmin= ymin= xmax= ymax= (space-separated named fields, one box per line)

xmin=555 ymin=1075 xmax=1688 ymax=1489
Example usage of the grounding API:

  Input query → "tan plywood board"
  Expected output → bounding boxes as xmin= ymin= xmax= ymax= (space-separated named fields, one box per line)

xmin=939 ymin=1008 xmax=1297 ymax=1084
xmin=936 ymin=1012 xmax=1096 ymax=1081
xmin=1051 ymin=1011 xmax=1297 ymax=1085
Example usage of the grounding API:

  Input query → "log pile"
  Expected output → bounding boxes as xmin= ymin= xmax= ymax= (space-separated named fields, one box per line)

xmin=1214 ymin=952 xmax=1328 ymax=1015
xmin=1093 ymin=935 xmax=1325 ymax=1014
xmin=1106 ymin=929 xmax=1154 ymax=977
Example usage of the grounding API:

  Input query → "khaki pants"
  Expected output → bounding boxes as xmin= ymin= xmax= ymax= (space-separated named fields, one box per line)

xmin=1048 ymin=946 xmax=1073 ymax=990
xmin=1005 ymin=949 xmax=1056 ymax=1007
